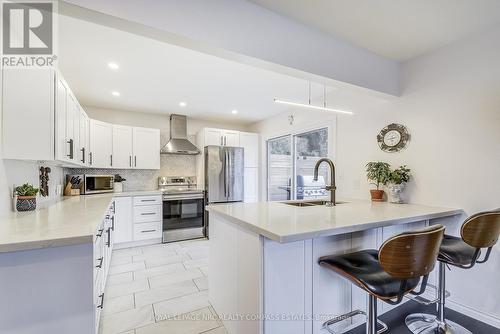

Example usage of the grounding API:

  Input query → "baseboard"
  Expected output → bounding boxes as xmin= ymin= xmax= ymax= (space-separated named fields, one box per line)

xmin=447 ymin=299 xmax=500 ymax=329
xmin=114 ymin=238 xmax=162 ymax=250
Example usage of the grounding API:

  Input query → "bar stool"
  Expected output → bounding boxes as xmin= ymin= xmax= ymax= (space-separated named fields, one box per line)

xmin=406 ymin=211 xmax=500 ymax=334
xmin=319 ymin=224 xmax=445 ymax=334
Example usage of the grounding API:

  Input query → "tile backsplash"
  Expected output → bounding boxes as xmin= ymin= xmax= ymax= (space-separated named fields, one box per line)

xmin=66 ymin=154 xmax=198 ymax=191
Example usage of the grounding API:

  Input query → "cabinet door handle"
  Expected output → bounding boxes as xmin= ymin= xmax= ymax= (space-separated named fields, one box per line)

xmin=141 ymin=229 xmax=156 ymax=233
xmin=141 ymin=212 xmax=156 ymax=216
xmin=97 ymin=293 xmax=104 ymax=309
xmin=67 ymin=139 xmax=74 ymax=159
xmin=81 ymin=147 xmax=86 ymax=163
xmin=89 ymin=152 xmax=93 ymax=165
xmin=224 ymin=136 xmax=227 ymax=146
xmin=134 ymin=156 xmax=137 ymax=167
xmin=106 ymin=227 xmax=111 ymax=247
xmin=95 ymin=257 xmax=103 ymax=268
xmin=96 ymin=229 xmax=103 ymax=237
xmin=220 ymin=136 xmax=223 ymax=146
xmin=141 ymin=199 xmax=156 ymax=202
xmin=110 ymin=154 xmax=113 ymax=166
xmin=129 ymin=156 xmax=132 ymax=167
xmin=110 ymin=216 xmax=115 ymax=231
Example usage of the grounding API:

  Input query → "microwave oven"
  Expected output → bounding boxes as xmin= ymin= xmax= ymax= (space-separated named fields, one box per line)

xmin=83 ymin=175 xmax=114 ymax=194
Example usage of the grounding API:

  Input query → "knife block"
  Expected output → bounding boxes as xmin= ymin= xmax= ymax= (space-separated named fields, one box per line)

xmin=64 ymin=182 xmax=80 ymax=196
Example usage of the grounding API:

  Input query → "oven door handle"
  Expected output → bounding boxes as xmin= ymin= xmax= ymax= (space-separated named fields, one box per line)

xmin=163 ymin=194 xmax=204 ymax=200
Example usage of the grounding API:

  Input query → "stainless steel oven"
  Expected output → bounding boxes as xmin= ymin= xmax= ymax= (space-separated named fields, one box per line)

xmin=84 ymin=175 xmax=114 ymax=194
xmin=162 ymin=192 xmax=205 ymax=243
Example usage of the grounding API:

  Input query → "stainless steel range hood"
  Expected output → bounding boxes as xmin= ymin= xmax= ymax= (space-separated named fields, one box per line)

xmin=161 ymin=114 xmax=200 ymax=155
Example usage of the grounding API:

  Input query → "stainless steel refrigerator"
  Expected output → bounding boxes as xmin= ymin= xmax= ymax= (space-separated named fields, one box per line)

xmin=204 ymin=145 xmax=244 ymax=237
xmin=204 ymin=145 xmax=244 ymax=203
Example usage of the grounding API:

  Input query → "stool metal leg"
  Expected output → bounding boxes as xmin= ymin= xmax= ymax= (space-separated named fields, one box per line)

xmin=367 ymin=294 xmax=378 ymax=334
xmin=405 ymin=262 xmax=472 ymax=334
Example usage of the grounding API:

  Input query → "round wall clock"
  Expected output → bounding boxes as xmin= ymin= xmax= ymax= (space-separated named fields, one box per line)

xmin=377 ymin=123 xmax=410 ymax=152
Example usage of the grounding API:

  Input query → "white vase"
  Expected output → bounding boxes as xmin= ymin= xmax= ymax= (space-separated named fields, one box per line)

xmin=389 ymin=184 xmax=405 ymax=204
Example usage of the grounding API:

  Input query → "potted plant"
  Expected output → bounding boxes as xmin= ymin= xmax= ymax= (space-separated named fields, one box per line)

xmin=365 ymin=162 xmax=391 ymax=202
xmin=15 ymin=183 xmax=39 ymax=212
xmin=388 ymin=165 xmax=411 ymax=203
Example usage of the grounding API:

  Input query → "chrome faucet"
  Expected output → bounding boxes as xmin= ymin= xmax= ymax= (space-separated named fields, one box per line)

xmin=313 ymin=158 xmax=336 ymax=206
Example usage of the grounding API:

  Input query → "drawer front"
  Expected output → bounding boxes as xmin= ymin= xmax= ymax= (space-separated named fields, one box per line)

xmin=134 ymin=205 xmax=162 ymax=223
xmin=133 ymin=195 xmax=162 ymax=206
xmin=133 ymin=222 xmax=162 ymax=241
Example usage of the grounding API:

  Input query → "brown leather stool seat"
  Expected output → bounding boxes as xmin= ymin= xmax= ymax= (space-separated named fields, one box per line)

xmin=319 ymin=225 xmax=445 ymax=334
xmin=319 ymin=250 xmax=421 ymax=300
xmin=438 ymin=235 xmax=479 ymax=266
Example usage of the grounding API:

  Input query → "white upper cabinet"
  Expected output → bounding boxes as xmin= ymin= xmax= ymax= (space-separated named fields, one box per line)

xmin=201 ymin=128 xmax=240 ymax=147
xmin=3 ymin=68 xmax=159 ymax=170
xmin=112 ymin=125 xmax=134 ymax=169
xmin=132 ymin=127 xmax=161 ymax=169
xmin=79 ymin=108 xmax=90 ymax=166
xmin=205 ymin=128 xmax=224 ymax=146
xmin=239 ymin=132 xmax=259 ymax=168
xmin=89 ymin=120 xmax=113 ymax=168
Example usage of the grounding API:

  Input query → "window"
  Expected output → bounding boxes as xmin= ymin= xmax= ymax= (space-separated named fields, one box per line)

xmin=267 ymin=127 xmax=330 ymax=201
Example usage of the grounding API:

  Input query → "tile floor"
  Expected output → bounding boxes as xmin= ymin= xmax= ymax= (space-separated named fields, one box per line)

xmin=100 ymin=239 xmax=227 ymax=334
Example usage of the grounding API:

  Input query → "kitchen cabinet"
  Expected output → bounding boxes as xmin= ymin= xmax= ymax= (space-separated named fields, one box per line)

xmin=112 ymin=125 xmax=134 ymax=168
xmin=2 ymin=68 xmax=92 ymax=166
xmin=239 ymin=132 xmax=259 ymax=168
xmin=113 ymin=197 xmax=133 ymax=244
xmin=2 ymin=68 xmax=55 ymax=161
xmin=201 ymin=128 xmax=240 ymax=147
xmin=79 ymin=108 xmax=90 ymax=165
xmin=2 ymin=67 xmax=160 ymax=170
xmin=133 ymin=127 xmax=161 ymax=169
xmin=89 ymin=119 xmax=113 ymax=168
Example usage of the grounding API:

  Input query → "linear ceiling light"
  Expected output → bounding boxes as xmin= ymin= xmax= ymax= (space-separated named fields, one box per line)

xmin=273 ymin=99 xmax=353 ymax=115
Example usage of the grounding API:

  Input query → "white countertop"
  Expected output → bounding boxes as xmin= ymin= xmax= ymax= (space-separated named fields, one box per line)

xmin=0 ymin=194 xmax=115 ymax=253
xmin=207 ymin=199 xmax=463 ymax=243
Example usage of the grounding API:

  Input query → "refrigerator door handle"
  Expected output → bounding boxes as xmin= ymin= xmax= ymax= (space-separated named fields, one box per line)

xmin=227 ymin=149 xmax=231 ymax=198
xmin=223 ymin=149 xmax=227 ymax=198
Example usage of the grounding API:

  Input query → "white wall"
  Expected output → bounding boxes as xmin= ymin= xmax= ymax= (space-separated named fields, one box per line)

xmin=251 ymin=24 xmax=500 ymax=324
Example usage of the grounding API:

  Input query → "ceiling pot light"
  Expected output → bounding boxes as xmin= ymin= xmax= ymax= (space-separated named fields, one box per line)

xmin=111 ymin=91 xmax=120 ymax=97
xmin=108 ymin=62 xmax=119 ymax=70
xmin=179 ymin=102 xmax=187 ymax=107
xmin=231 ymin=109 xmax=238 ymax=114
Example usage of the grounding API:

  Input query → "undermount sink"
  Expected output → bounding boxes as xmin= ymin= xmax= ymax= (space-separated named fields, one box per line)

xmin=282 ymin=200 xmax=346 ymax=207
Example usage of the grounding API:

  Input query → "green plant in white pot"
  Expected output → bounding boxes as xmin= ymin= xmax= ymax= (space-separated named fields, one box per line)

xmin=388 ymin=166 xmax=411 ymax=203
xmin=15 ymin=183 xmax=39 ymax=211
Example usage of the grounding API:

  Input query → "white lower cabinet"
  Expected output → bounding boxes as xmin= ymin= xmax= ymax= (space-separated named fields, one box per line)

xmin=93 ymin=200 xmax=115 ymax=333
xmin=113 ymin=195 xmax=163 ymax=246
xmin=114 ymin=197 xmax=133 ymax=244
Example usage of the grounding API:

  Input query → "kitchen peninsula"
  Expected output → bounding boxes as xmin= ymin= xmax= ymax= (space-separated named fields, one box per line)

xmin=207 ymin=200 xmax=464 ymax=334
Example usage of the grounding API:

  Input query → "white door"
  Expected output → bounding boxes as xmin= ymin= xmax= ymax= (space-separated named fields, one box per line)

xmin=223 ymin=130 xmax=240 ymax=147
xmin=55 ymin=77 xmax=68 ymax=162
xmin=90 ymin=120 xmax=113 ymax=168
xmin=239 ymin=132 xmax=259 ymax=168
xmin=244 ymin=167 xmax=258 ymax=203
xmin=132 ymin=127 xmax=160 ymax=169
xmin=79 ymin=109 xmax=89 ymax=166
xmin=114 ymin=197 xmax=133 ymax=244
xmin=112 ymin=125 xmax=133 ymax=168
xmin=205 ymin=128 xmax=224 ymax=146
xmin=66 ymin=93 xmax=78 ymax=163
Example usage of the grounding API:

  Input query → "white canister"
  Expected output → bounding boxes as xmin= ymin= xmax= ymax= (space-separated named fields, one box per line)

xmin=114 ymin=182 xmax=123 ymax=193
